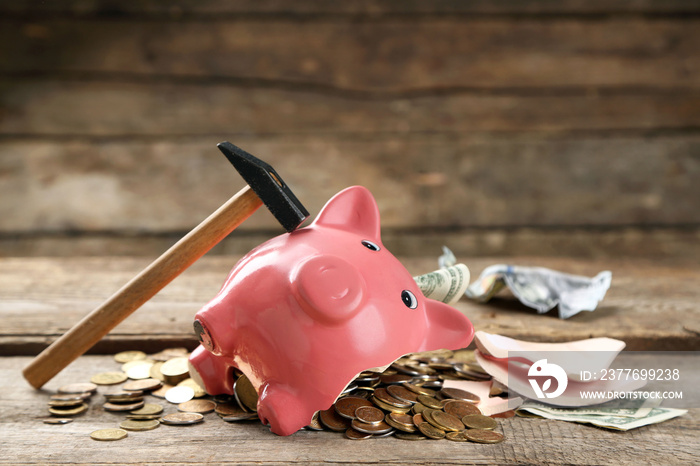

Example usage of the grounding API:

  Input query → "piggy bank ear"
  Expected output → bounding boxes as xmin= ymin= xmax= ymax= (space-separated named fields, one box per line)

xmin=312 ymin=186 xmax=381 ymax=240
xmin=420 ymin=299 xmax=474 ymax=352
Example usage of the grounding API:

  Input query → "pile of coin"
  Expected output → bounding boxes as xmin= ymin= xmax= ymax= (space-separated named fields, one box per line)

xmin=311 ymin=349 xmax=507 ymax=442
xmin=43 ymin=347 xmax=508 ymax=444
xmin=44 ymin=382 xmax=96 ymax=424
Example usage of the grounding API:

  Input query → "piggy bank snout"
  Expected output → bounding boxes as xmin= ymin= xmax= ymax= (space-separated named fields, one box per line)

xmin=294 ymin=255 xmax=366 ymax=324
xmin=193 ymin=316 xmax=220 ymax=355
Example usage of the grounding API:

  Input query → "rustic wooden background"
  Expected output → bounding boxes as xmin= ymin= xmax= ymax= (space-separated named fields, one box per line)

xmin=1 ymin=0 xmax=699 ymax=260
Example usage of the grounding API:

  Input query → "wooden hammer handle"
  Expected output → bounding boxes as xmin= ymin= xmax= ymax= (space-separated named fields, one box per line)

xmin=23 ymin=185 xmax=262 ymax=389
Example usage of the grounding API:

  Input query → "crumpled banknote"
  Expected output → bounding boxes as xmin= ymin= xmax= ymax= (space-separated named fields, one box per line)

xmin=413 ymin=263 xmax=470 ymax=305
xmin=439 ymin=247 xmax=612 ymax=319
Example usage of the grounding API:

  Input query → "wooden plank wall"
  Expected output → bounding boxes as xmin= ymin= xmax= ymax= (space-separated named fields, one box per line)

xmin=1 ymin=1 xmax=699 ymax=259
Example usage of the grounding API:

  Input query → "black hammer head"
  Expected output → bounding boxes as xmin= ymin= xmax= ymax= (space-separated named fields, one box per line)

xmin=218 ymin=142 xmax=310 ymax=232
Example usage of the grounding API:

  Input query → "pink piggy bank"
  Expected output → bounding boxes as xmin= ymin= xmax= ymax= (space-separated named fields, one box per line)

xmin=188 ymin=186 xmax=474 ymax=435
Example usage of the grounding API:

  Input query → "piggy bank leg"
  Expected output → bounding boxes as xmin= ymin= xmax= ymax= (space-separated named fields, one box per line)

xmin=257 ymin=382 xmax=312 ymax=436
xmin=188 ymin=345 xmax=236 ymax=395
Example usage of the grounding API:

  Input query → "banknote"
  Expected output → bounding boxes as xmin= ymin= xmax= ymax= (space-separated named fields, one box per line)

xmin=414 ymin=264 xmax=470 ymax=305
xmin=466 ymin=264 xmax=612 ymax=319
xmin=517 ymin=401 xmax=686 ymax=431
xmin=437 ymin=247 xmax=611 ymax=319
xmin=519 ymin=396 xmax=661 ymax=419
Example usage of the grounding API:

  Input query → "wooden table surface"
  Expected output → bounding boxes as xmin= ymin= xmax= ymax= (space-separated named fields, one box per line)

xmin=1 ymin=255 xmax=698 ymax=465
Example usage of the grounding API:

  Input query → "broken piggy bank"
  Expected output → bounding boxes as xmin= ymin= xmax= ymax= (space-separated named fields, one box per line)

xmin=188 ymin=186 xmax=474 ymax=435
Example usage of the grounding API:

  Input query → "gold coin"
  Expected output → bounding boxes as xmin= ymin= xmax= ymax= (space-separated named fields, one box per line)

xmin=177 ymin=378 xmax=207 ymax=398
xmin=334 ymin=396 xmax=373 ymax=420
xmin=345 ymin=427 xmax=373 ymax=440
xmin=465 ymin=429 xmax=505 ymax=444
xmin=431 ymin=410 xmax=465 ymax=432
xmin=151 ymin=384 xmax=174 ymax=398
xmin=374 ymin=388 xmax=411 ymax=408
xmin=443 ymin=399 xmax=481 ymax=418
xmin=161 ymin=347 xmax=189 ymax=357
xmin=123 ymin=378 xmax=162 ymax=392
xmin=385 ymin=413 xmax=416 ymax=433
xmin=215 ymin=402 xmax=247 ymax=417
xmin=51 ymin=393 xmax=91 ymax=401
xmin=114 ymin=350 xmax=147 ymax=364
xmin=379 ymin=374 xmax=412 ymax=385
xmin=119 ymin=419 xmax=160 ymax=431
xmin=233 ymin=374 xmax=258 ymax=412
xmin=104 ymin=400 xmax=145 ymax=412
xmin=354 ymin=372 xmax=381 ymax=386
xmin=90 ymin=428 xmax=128 ymax=441
xmin=220 ymin=412 xmax=259 ymax=422
xmin=150 ymin=347 xmax=189 ymax=362
xmin=402 ymin=382 xmax=437 ymax=398
xmin=127 ymin=414 xmax=162 ymax=420
xmin=160 ymin=357 xmax=190 ymax=384
xmin=354 ymin=406 xmax=384 ymax=425
xmin=305 ymin=411 xmax=323 ymax=430
xmin=121 ymin=359 xmax=153 ymax=373
xmin=428 ymin=362 xmax=453 ymax=371
xmin=461 ymin=414 xmax=498 ymax=430
xmin=412 ymin=402 xmax=427 ymax=414
xmin=421 ymin=409 xmax=441 ymax=430
xmin=48 ymin=403 xmax=88 ymax=416
xmin=149 ymin=361 xmax=166 ymax=382
xmin=391 ymin=362 xmax=421 ymax=376
xmin=439 ymin=387 xmax=480 ymax=404
xmin=319 ymin=407 xmax=350 ymax=432
xmin=350 ymin=419 xmax=393 ymax=435
xmin=90 ymin=371 xmax=127 ymax=385
xmin=104 ymin=391 xmax=144 ymax=402
xmin=371 ymin=396 xmax=411 ymax=414
xmin=165 ymin=386 xmax=194 ymax=404
xmin=160 ymin=412 xmax=204 ymax=425
xmin=386 ymin=385 xmax=419 ymax=404
xmin=417 ymin=421 xmax=445 ymax=440
xmin=57 ymin=383 xmax=97 ymax=394
xmin=412 ymin=413 xmax=425 ymax=426
xmin=178 ymin=399 xmax=216 ymax=414
xmin=48 ymin=399 xmax=83 ymax=408
xmin=130 ymin=403 xmax=163 ymax=416
xmin=445 ymin=431 xmax=468 ymax=442
xmin=416 ymin=395 xmax=443 ymax=410
xmin=451 ymin=349 xmax=477 ymax=363
xmin=406 ymin=363 xmax=438 ymax=375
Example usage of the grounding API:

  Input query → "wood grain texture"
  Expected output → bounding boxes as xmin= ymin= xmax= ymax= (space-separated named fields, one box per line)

xmin=1 ymin=18 xmax=698 ymax=90
xmin=3 ymin=80 xmax=700 ymax=136
xmin=1 ymin=2 xmax=698 ymax=259
xmin=1 ymin=137 xmax=698 ymax=233
xmin=0 ymin=355 xmax=697 ymax=465
xmin=1 ymin=256 xmax=698 ymax=355
xmin=4 ymin=226 xmax=700 ymax=261
xmin=2 ymin=0 xmax=700 ymax=16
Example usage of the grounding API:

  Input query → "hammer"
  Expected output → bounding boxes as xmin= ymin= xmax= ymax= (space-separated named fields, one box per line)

xmin=23 ymin=142 xmax=309 ymax=389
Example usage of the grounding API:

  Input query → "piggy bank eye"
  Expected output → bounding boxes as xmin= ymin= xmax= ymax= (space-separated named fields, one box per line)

xmin=361 ymin=240 xmax=380 ymax=251
xmin=401 ymin=290 xmax=417 ymax=309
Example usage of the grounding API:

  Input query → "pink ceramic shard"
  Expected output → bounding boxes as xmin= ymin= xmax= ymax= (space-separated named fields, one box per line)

xmin=189 ymin=186 xmax=474 ymax=435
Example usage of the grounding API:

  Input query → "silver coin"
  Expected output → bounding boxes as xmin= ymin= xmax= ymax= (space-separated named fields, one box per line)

xmin=165 ymin=386 xmax=195 ymax=404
